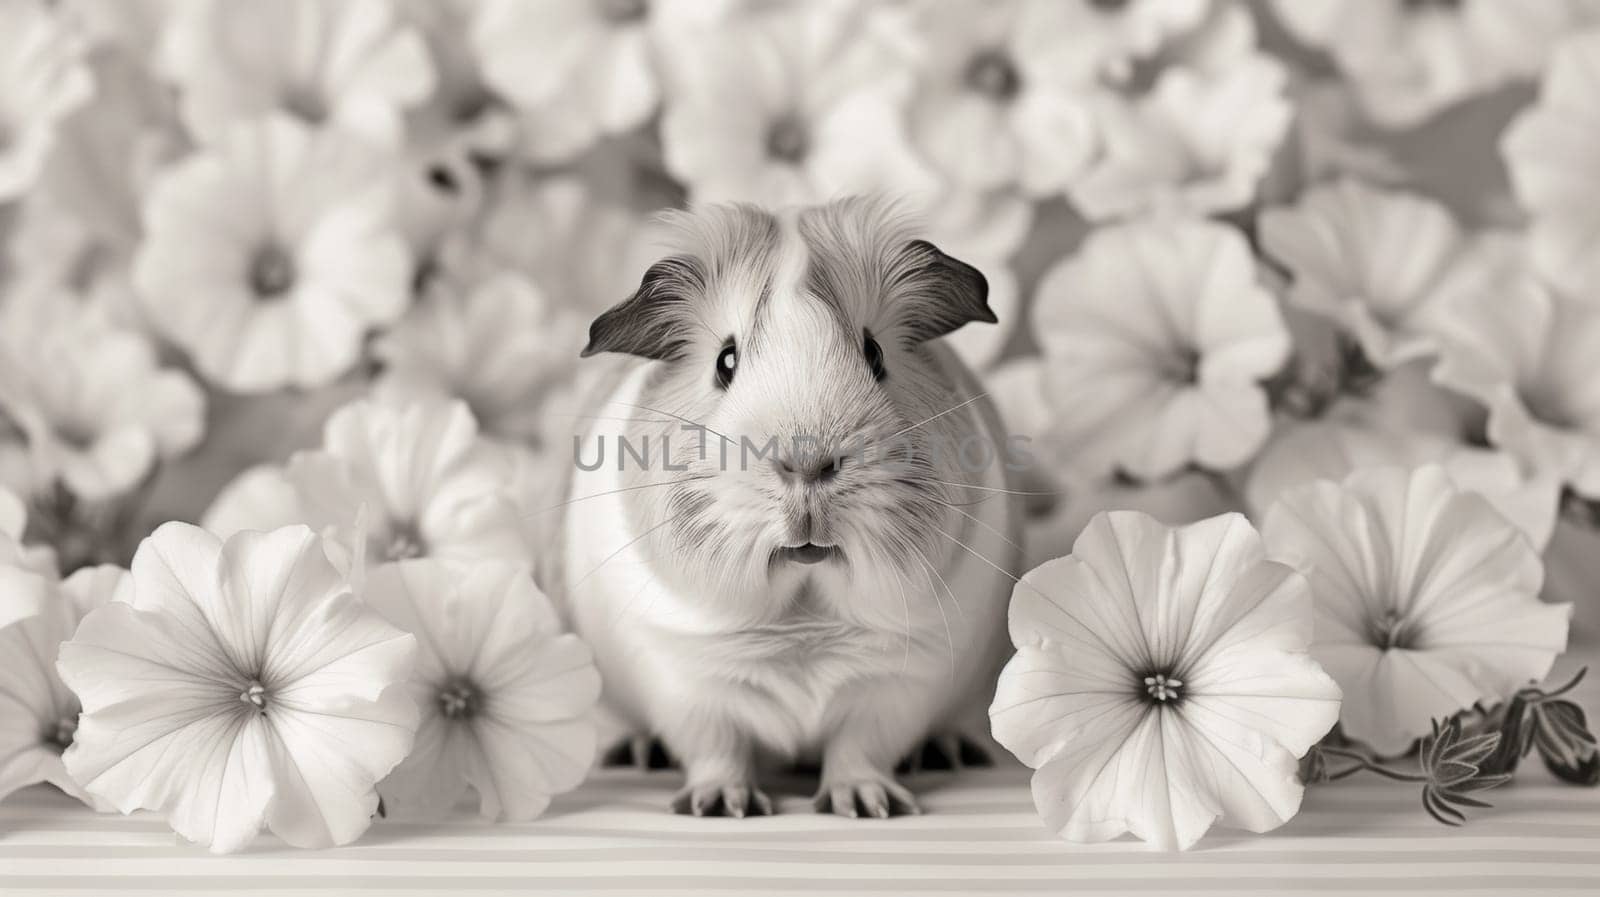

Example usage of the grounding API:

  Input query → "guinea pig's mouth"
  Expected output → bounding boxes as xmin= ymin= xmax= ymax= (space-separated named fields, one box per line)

xmin=772 ymin=543 xmax=842 ymax=566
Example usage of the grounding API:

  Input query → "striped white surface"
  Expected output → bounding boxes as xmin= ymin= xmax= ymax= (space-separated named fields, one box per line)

xmin=4 ymin=653 xmax=1598 ymax=897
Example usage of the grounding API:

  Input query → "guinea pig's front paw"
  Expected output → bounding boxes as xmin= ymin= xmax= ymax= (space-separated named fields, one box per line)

xmin=670 ymin=781 xmax=775 ymax=818
xmin=813 ymin=775 xmax=921 ymax=819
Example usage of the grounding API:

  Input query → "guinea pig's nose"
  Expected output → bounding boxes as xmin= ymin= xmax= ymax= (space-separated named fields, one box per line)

xmin=773 ymin=454 xmax=840 ymax=485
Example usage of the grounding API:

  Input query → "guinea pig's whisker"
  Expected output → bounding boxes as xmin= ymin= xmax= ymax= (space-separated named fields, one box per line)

xmin=889 ymin=559 xmax=913 ymax=674
xmin=883 ymin=392 xmax=989 ymax=442
xmin=609 ymin=400 xmax=737 ymax=447
xmin=905 ymin=543 xmax=958 ymax=677
xmin=523 ymin=475 xmax=712 ymax=518
xmin=943 ymin=523 xmax=1149 ymax=664
xmin=928 ymin=478 xmax=1063 ymax=497
xmin=934 ymin=500 xmax=1025 ymax=553
xmin=569 ymin=508 xmax=693 ymax=591
xmin=931 ymin=525 xmax=1020 ymax=587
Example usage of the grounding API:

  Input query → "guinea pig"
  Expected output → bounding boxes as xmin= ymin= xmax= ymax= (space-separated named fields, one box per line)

xmin=551 ymin=196 xmax=1023 ymax=818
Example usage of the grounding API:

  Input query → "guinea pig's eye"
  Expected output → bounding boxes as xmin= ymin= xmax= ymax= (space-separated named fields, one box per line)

xmin=863 ymin=331 xmax=887 ymax=382
xmin=714 ymin=339 xmax=738 ymax=389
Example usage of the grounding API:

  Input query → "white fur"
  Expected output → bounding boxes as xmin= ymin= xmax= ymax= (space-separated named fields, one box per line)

xmin=558 ymin=200 xmax=1021 ymax=814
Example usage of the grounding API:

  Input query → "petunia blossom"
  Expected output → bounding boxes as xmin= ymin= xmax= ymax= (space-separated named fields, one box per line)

xmin=368 ymin=559 xmax=600 ymax=821
xmin=657 ymin=1 xmax=927 ymax=206
xmin=133 ymin=117 xmax=412 ymax=392
xmin=1032 ymin=216 xmax=1291 ymax=480
xmin=0 ymin=0 xmax=94 ymax=201
xmin=0 ymin=310 xmax=204 ymax=502
xmin=57 ymin=523 xmax=419 ymax=853
xmin=903 ymin=0 xmax=1098 ymax=195
xmin=1262 ymin=466 xmax=1570 ymax=756
xmin=1260 ymin=180 xmax=1503 ymax=369
xmin=158 ymin=0 xmax=435 ymax=146
xmin=203 ymin=398 xmax=528 ymax=569
xmin=373 ymin=272 xmax=587 ymax=447
xmin=1269 ymin=0 xmax=1599 ymax=128
xmin=1432 ymin=275 xmax=1600 ymax=499
xmin=1070 ymin=4 xmax=1290 ymax=221
xmin=473 ymin=0 xmax=729 ymax=163
xmin=1501 ymin=30 xmax=1600 ymax=298
xmin=0 ymin=561 xmax=125 ymax=808
xmin=444 ymin=171 xmax=657 ymax=319
xmin=992 ymin=511 xmax=1342 ymax=851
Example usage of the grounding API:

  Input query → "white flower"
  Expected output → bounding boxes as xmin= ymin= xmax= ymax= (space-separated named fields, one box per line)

xmin=368 ymin=559 xmax=599 ymax=821
xmin=1269 ymin=0 xmax=1599 ymax=128
xmin=446 ymin=171 xmax=658 ymax=317
xmin=1432 ymin=276 xmax=1600 ymax=498
xmin=904 ymin=0 xmax=1097 ymax=195
xmin=1246 ymin=419 xmax=1561 ymax=550
xmin=1262 ymin=466 xmax=1569 ymax=756
xmin=133 ymin=117 xmax=412 ymax=393
xmin=992 ymin=511 xmax=1341 ymax=851
xmin=0 ymin=562 xmax=125 ymax=808
xmin=658 ymin=1 xmax=926 ymax=206
xmin=34 ymin=42 xmax=186 ymax=266
xmin=1033 ymin=217 xmax=1290 ymax=480
xmin=57 ymin=523 xmax=419 ymax=853
xmin=473 ymin=0 xmax=724 ymax=162
xmin=398 ymin=0 xmax=515 ymax=159
xmin=1054 ymin=0 xmax=1211 ymax=72
xmin=1502 ymin=30 xmax=1600 ymax=298
xmin=1070 ymin=5 xmax=1290 ymax=220
xmin=0 ymin=312 xmax=204 ymax=502
xmin=1260 ymin=180 xmax=1508 ymax=369
xmin=0 ymin=0 xmax=94 ymax=201
xmin=374 ymin=272 xmax=586 ymax=446
xmin=204 ymin=398 xmax=528 ymax=568
xmin=159 ymin=0 xmax=435 ymax=146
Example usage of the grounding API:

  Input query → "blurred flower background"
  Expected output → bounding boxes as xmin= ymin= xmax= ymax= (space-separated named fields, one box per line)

xmin=2 ymin=0 xmax=1600 ymax=850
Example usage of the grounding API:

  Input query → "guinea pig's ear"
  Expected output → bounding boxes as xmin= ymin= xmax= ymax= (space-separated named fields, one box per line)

xmin=580 ymin=257 xmax=704 ymax=361
xmin=896 ymin=239 xmax=995 ymax=343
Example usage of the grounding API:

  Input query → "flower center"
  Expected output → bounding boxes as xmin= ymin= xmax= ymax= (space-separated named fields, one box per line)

xmin=437 ymin=677 xmax=481 ymax=720
xmin=248 ymin=244 xmax=296 ymax=300
xmin=45 ymin=715 xmax=78 ymax=752
xmin=965 ymin=49 xmax=1022 ymax=101
xmin=1162 ymin=345 xmax=1201 ymax=385
xmin=452 ymin=86 xmax=495 ymax=125
xmin=1142 ymin=672 xmax=1184 ymax=704
xmin=766 ymin=114 xmax=809 ymax=164
xmin=282 ymin=84 xmax=328 ymax=124
xmin=240 ymin=680 xmax=270 ymax=713
xmin=383 ymin=520 xmax=428 ymax=561
xmin=54 ymin=418 xmax=99 ymax=450
xmin=599 ymin=0 xmax=648 ymax=23
xmin=1370 ymin=610 xmax=1418 ymax=650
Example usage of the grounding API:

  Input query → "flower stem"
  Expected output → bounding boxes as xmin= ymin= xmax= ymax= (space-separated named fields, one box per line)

xmin=1319 ymin=746 xmax=1429 ymax=783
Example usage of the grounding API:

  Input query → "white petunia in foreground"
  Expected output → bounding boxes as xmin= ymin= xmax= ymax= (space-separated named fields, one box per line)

xmin=367 ymin=560 xmax=600 ymax=821
xmin=1262 ymin=466 xmax=1570 ymax=757
xmin=57 ymin=523 xmax=419 ymax=853
xmin=991 ymin=511 xmax=1342 ymax=851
